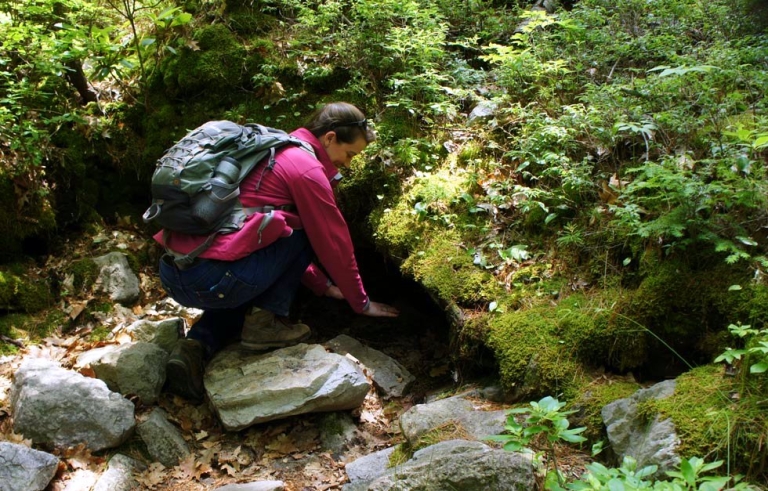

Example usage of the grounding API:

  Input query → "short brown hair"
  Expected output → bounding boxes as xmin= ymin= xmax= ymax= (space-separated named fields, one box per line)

xmin=305 ymin=102 xmax=376 ymax=144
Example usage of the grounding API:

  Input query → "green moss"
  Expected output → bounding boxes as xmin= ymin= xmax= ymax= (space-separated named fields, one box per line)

xmin=88 ymin=325 xmax=111 ymax=343
xmin=607 ymin=257 xmax=766 ymax=371
xmin=165 ymin=24 xmax=248 ymax=95
xmin=371 ymin=200 xmax=426 ymax=259
xmin=388 ymin=443 xmax=412 ymax=468
xmin=31 ymin=310 xmax=66 ymax=339
xmin=0 ymin=314 xmax=24 ymax=355
xmin=317 ymin=412 xmax=348 ymax=436
xmin=0 ymin=269 xmax=53 ymax=314
xmin=66 ymin=259 xmax=99 ymax=293
xmin=486 ymin=307 xmax=585 ymax=399
xmin=457 ymin=141 xmax=483 ymax=165
xmin=0 ymin=177 xmax=57 ymax=260
xmin=573 ymin=378 xmax=642 ymax=441
xmin=615 ymin=363 xmax=768 ymax=481
xmin=228 ymin=8 xmax=276 ymax=35
xmin=115 ymin=250 xmax=143 ymax=275
xmin=388 ymin=421 xmax=471 ymax=468
xmin=0 ymin=310 xmax=66 ymax=352
xmin=377 ymin=110 xmax=420 ymax=142
xmin=556 ymin=291 xmax=649 ymax=371
xmin=645 ymin=366 xmax=736 ymax=461
xmin=403 ymin=232 xmax=502 ymax=306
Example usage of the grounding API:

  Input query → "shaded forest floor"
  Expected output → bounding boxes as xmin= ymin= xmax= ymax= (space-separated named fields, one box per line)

xmin=0 ymin=222 xmax=503 ymax=490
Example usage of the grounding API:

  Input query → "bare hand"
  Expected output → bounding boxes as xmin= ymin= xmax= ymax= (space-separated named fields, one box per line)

xmin=324 ymin=285 xmax=345 ymax=300
xmin=363 ymin=301 xmax=400 ymax=318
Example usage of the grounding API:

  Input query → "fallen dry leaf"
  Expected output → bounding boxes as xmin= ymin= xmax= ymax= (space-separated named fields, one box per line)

xmin=171 ymin=454 xmax=197 ymax=480
xmin=136 ymin=462 xmax=166 ymax=489
xmin=265 ymin=434 xmax=299 ymax=455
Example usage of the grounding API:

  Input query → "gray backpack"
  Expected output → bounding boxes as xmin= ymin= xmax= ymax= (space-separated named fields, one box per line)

xmin=143 ymin=121 xmax=312 ymax=265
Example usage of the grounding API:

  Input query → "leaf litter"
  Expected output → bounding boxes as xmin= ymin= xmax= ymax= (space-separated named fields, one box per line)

xmin=0 ymin=222 xmax=451 ymax=490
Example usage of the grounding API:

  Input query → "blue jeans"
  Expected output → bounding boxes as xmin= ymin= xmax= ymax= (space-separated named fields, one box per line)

xmin=159 ymin=230 xmax=312 ymax=355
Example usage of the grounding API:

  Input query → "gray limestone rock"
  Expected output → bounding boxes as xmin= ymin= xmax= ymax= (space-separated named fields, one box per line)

xmin=91 ymin=453 xmax=147 ymax=491
xmin=214 ymin=481 xmax=285 ymax=491
xmin=602 ymin=380 xmax=681 ymax=475
xmin=0 ymin=442 xmax=59 ymax=491
xmin=136 ymin=408 xmax=191 ymax=468
xmin=344 ymin=446 xmax=396 ymax=484
xmin=125 ymin=317 xmax=184 ymax=354
xmin=93 ymin=252 xmax=140 ymax=305
xmin=399 ymin=393 xmax=507 ymax=444
xmin=10 ymin=358 xmax=135 ymax=451
xmin=468 ymin=100 xmax=499 ymax=124
xmin=87 ymin=341 xmax=168 ymax=404
xmin=205 ymin=344 xmax=370 ymax=430
xmin=325 ymin=335 xmax=415 ymax=398
xmin=345 ymin=440 xmax=533 ymax=491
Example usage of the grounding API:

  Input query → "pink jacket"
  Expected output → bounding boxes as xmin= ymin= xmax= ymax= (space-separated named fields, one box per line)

xmin=154 ymin=128 xmax=370 ymax=313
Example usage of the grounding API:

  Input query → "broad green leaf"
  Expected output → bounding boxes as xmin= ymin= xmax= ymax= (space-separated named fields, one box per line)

xmin=698 ymin=460 xmax=723 ymax=473
xmin=503 ymin=441 xmax=523 ymax=452
xmin=753 ymin=135 xmax=768 ymax=149
xmin=171 ymin=13 xmax=193 ymax=27
xmin=523 ymin=425 xmax=549 ymax=437
xmin=679 ymin=458 xmax=696 ymax=485
xmin=749 ymin=362 xmax=768 ymax=374
xmin=559 ymin=431 xmax=587 ymax=443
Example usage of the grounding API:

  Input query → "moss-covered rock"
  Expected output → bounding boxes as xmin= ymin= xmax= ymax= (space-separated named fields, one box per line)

xmin=403 ymin=232 xmax=502 ymax=307
xmin=641 ymin=364 xmax=768 ymax=480
xmin=486 ymin=306 xmax=586 ymax=400
xmin=0 ymin=177 xmax=57 ymax=260
xmin=65 ymin=258 xmax=99 ymax=294
xmin=572 ymin=378 xmax=642 ymax=442
xmin=163 ymin=24 xmax=248 ymax=96
xmin=0 ymin=268 xmax=54 ymax=313
xmin=556 ymin=292 xmax=649 ymax=371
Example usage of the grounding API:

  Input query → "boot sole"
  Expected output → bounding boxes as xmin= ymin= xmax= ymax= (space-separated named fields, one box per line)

xmin=165 ymin=359 xmax=204 ymax=403
xmin=240 ymin=330 xmax=311 ymax=351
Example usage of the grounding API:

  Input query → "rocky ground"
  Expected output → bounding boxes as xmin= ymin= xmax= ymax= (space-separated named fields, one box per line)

xmin=0 ymin=222 xmax=493 ymax=490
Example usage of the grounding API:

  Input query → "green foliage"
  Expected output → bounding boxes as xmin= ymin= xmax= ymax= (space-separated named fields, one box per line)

xmin=490 ymin=396 xmax=586 ymax=487
xmin=0 ymin=268 xmax=54 ymax=313
xmin=486 ymin=307 xmax=586 ymax=400
xmin=562 ymin=456 xmax=757 ymax=491
xmin=268 ymin=0 xmax=455 ymax=123
xmin=715 ymin=323 xmax=768 ymax=376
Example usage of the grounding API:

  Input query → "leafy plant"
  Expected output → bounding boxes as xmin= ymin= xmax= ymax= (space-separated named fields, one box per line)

xmin=715 ymin=324 xmax=768 ymax=375
xmin=560 ymin=456 xmax=757 ymax=491
xmin=489 ymin=396 xmax=587 ymax=487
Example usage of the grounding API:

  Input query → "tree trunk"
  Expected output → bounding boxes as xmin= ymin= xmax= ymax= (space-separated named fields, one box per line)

xmin=64 ymin=60 xmax=98 ymax=105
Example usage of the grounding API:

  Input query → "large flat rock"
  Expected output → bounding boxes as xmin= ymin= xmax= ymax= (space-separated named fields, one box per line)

xmin=205 ymin=344 xmax=370 ymax=430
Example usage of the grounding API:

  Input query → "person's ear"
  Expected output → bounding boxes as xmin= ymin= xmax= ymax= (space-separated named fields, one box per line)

xmin=323 ymin=131 xmax=336 ymax=147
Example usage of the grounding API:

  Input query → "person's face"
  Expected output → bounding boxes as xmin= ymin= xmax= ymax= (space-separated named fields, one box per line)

xmin=322 ymin=132 xmax=367 ymax=168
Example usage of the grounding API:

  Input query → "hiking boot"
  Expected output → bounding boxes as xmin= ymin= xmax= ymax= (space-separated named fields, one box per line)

xmin=165 ymin=339 xmax=205 ymax=403
xmin=241 ymin=308 xmax=311 ymax=350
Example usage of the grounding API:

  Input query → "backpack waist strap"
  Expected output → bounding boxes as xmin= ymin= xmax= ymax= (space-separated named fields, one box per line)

xmin=243 ymin=204 xmax=296 ymax=214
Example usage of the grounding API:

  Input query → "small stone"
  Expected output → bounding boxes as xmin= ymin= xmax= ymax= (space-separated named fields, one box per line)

xmin=0 ymin=442 xmax=59 ymax=491
xmin=137 ymin=408 xmax=191 ymax=467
